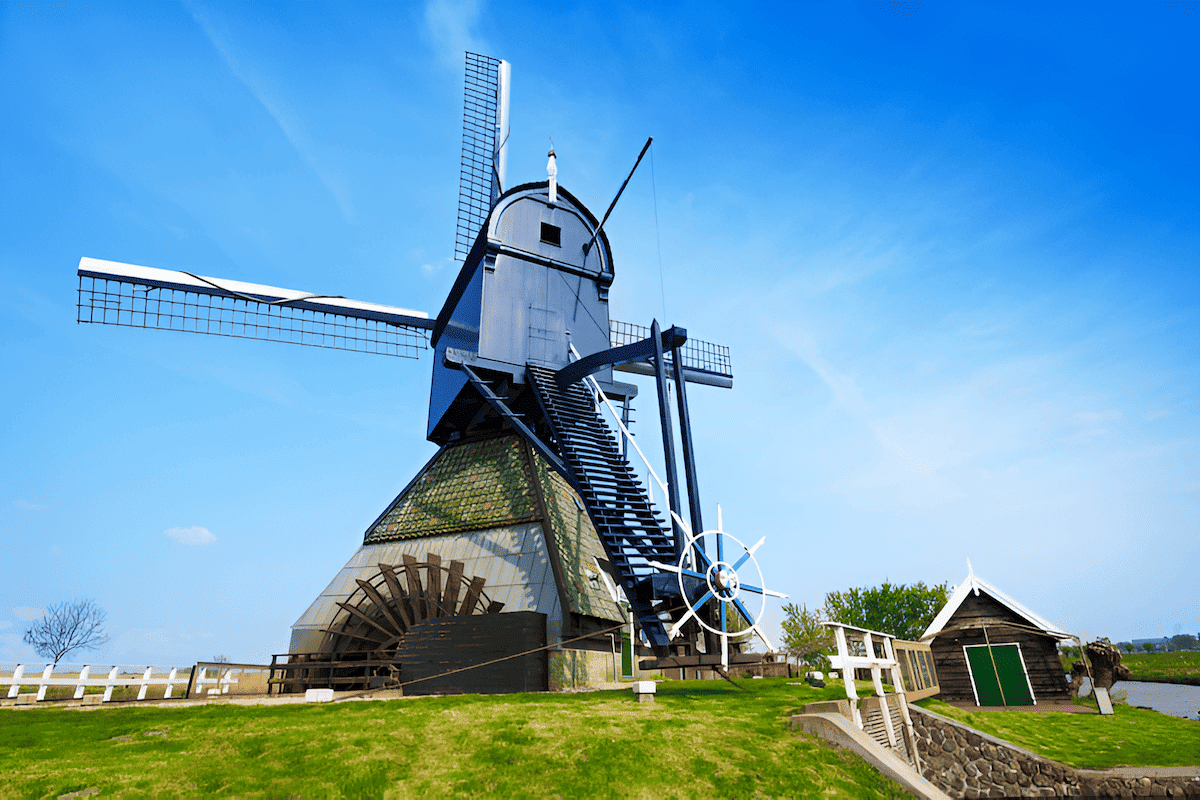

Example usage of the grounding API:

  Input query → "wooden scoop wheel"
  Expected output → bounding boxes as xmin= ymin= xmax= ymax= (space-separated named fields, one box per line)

xmin=319 ymin=552 xmax=504 ymax=661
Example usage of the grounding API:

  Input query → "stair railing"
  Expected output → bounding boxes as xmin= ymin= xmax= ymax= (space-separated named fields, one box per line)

xmin=824 ymin=622 xmax=922 ymax=771
xmin=567 ymin=344 xmax=694 ymax=542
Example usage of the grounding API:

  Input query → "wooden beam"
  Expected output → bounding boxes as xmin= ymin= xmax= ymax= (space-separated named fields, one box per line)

xmin=460 ymin=576 xmax=486 ymax=616
xmin=319 ymin=628 xmax=387 ymax=645
xmin=445 ymin=560 xmax=465 ymax=616
xmin=377 ymin=563 xmax=414 ymax=628
xmin=426 ymin=553 xmax=444 ymax=617
xmin=356 ymin=579 xmax=406 ymax=636
xmin=335 ymin=600 xmax=397 ymax=640
xmin=402 ymin=554 xmax=427 ymax=619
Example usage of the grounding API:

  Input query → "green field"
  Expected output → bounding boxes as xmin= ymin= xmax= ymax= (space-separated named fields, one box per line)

xmin=1122 ymin=651 xmax=1200 ymax=685
xmin=0 ymin=678 xmax=910 ymax=799
xmin=916 ymin=697 xmax=1200 ymax=770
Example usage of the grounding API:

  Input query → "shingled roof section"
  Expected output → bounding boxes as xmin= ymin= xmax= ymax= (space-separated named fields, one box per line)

xmin=362 ymin=433 xmax=625 ymax=623
xmin=530 ymin=453 xmax=625 ymax=622
xmin=364 ymin=435 xmax=539 ymax=543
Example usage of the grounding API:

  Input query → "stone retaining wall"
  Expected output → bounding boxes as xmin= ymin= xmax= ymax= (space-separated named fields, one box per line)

xmin=909 ymin=705 xmax=1200 ymax=797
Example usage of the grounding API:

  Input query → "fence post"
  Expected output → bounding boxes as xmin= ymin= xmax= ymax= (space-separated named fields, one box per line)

xmin=137 ymin=666 xmax=153 ymax=700
xmin=103 ymin=666 xmax=119 ymax=702
xmin=74 ymin=665 xmax=91 ymax=699
xmin=165 ymin=667 xmax=178 ymax=699
xmin=36 ymin=664 xmax=54 ymax=701
xmin=8 ymin=665 xmax=24 ymax=699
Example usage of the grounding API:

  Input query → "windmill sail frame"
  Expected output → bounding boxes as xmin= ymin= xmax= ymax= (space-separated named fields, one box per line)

xmin=77 ymin=258 xmax=431 ymax=358
xmin=456 ymin=52 xmax=510 ymax=261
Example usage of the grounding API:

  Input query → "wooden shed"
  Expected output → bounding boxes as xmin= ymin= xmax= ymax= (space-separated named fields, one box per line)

xmin=920 ymin=564 xmax=1073 ymax=706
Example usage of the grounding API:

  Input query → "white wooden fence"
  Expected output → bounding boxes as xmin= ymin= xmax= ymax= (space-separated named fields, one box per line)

xmin=0 ymin=664 xmax=189 ymax=703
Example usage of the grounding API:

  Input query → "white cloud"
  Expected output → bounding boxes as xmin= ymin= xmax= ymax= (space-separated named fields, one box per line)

xmin=13 ymin=606 xmax=44 ymax=621
xmin=421 ymin=257 xmax=453 ymax=279
xmin=0 ymin=621 xmax=12 ymax=630
xmin=185 ymin=1 xmax=355 ymax=221
xmin=1071 ymin=409 xmax=1122 ymax=442
xmin=423 ymin=0 xmax=487 ymax=67
xmin=11 ymin=500 xmax=46 ymax=511
xmin=164 ymin=526 xmax=217 ymax=546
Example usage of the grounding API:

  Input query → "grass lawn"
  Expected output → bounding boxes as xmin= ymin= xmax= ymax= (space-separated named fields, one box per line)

xmin=1121 ymin=651 xmax=1200 ymax=684
xmin=0 ymin=678 xmax=910 ymax=799
xmin=915 ymin=697 xmax=1200 ymax=770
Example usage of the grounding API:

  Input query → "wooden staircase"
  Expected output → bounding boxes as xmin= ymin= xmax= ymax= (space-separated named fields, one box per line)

xmin=526 ymin=364 xmax=677 ymax=648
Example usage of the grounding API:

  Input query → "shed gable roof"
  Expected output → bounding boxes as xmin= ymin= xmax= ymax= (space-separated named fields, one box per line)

xmin=921 ymin=562 xmax=1071 ymax=641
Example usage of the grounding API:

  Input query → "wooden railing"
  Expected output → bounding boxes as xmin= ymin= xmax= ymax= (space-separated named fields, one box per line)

xmin=189 ymin=662 xmax=271 ymax=697
xmin=268 ymin=653 xmax=398 ymax=694
xmin=823 ymin=623 xmax=925 ymax=771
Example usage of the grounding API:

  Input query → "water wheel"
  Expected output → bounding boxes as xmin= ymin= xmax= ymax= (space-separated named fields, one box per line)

xmin=318 ymin=552 xmax=503 ymax=661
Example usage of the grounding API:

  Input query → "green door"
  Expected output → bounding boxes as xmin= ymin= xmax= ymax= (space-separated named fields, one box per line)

xmin=965 ymin=644 xmax=1035 ymax=706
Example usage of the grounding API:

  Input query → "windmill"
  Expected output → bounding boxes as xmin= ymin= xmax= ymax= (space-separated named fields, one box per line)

xmin=76 ymin=52 xmax=784 ymax=687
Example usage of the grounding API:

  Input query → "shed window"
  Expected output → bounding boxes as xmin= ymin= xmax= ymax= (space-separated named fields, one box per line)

xmin=540 ymin=222 xmax=561 ymax=247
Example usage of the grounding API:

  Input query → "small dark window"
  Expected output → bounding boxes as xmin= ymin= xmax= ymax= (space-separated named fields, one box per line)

xmin=540 ymin=222 xmax=561 ymax=247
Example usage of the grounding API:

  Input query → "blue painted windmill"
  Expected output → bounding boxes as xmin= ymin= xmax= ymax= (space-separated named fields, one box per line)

xmin=76 ymin=53 xmax=784 ymax=672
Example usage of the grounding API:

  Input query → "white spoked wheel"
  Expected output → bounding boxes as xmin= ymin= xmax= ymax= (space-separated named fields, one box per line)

xmin=652 ymin=509 xmax=786 ymax=669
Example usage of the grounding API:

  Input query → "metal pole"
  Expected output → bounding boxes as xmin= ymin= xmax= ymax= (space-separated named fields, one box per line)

xmin=583 ymin=137 xmax=653 ymax=255
xmin=650 ymin=320 xmax=683 ymax=558
xmin=670 ymin=344 xmax=704 ymax=544
xmin=671 ymin=342 xmax=715 ymax=653
xmin=620 ymin=395 xmax=632 ymax=457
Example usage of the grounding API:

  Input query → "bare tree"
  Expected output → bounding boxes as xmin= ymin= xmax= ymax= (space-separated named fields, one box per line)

xmin=22 ymin=598 xmax=110 ymax=663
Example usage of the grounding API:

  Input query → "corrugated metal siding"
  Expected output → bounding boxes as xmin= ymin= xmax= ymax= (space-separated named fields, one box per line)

xmin=291 ymin=522 xmax=561 ymax=636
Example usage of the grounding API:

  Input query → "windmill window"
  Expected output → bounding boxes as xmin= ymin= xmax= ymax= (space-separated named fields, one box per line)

xmin=540 ymin=223 xmax=561 ymax=247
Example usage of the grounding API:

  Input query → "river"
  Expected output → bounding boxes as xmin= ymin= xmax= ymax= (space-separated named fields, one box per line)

xmin=1078 ymin=676 xmax=1200 ymax=720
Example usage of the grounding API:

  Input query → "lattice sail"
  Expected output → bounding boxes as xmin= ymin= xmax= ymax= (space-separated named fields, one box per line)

xmin=77 ymin=258 xmax=432 ymax=359
xmin=609 ymin=319 xmax=733 ymax=387
xmin=456 ymin=52 xmax=510 ymax=260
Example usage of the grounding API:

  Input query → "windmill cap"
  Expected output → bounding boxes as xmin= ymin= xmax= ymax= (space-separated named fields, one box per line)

xmin=548 ymin=148 xmax=556 ymax=157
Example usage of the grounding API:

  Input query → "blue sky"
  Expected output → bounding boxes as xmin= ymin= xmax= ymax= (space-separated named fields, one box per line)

xmin=1 ymin=0 xmax=1196 ymax=666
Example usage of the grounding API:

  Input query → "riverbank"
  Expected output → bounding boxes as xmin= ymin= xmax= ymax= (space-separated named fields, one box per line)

xmin=1122 ymin=651 xmax=1200 ymax=685
xmin=1125 ymin=676 xmax=1200 ymax=687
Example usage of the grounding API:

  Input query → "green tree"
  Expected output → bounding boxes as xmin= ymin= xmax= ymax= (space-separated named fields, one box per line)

xmin=779 ymin=603 xmax=834 ymax=666
xmin=721 ymin=603 xmax=753 ymax=652
xmin=1169 ymin=634 xmax=1198 ymax=652
xmin=823 ymin=580 xmax=950 ymax=641
xmin=1117 ymin=642 xmax=1134 ymax=654
xmin=1142 ymin=642 xmax=1157 ymax=653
